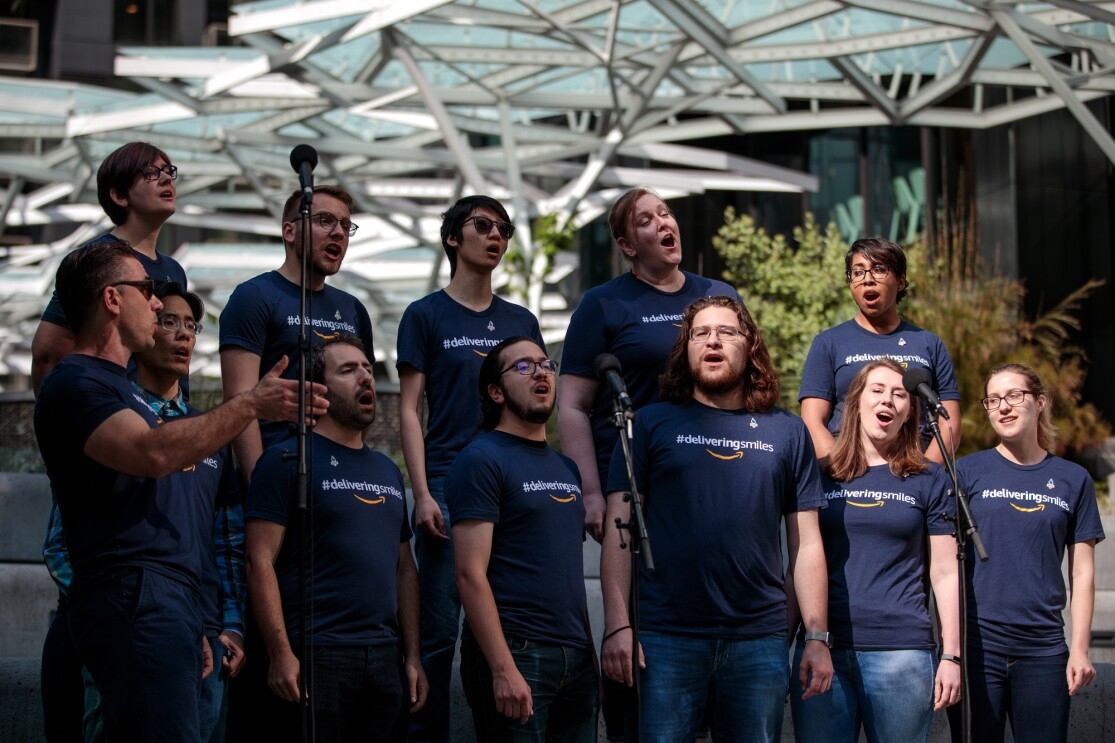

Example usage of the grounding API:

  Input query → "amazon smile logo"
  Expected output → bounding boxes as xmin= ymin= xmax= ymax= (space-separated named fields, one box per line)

xmin=1010 ymin=502 xmax=1045 ymax=513
xmin=848 ymin=499 xmax=884 ymax=508
xmin=707 ymin=450 xmax=743 ymax=461
xmin=353 ymin=494 xmax=386 ymax=505
xmin=549 ymin=493 xmax=578 ymax=503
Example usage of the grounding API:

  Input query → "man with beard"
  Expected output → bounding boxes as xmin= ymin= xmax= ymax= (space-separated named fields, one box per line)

xmin=220 ymin=185 xmax=374 ymax=482
xmin=599 ymin=296 xmax=833 ymax=743
xmin=246 ymin=336 xmax=426 ymax=742
xmin=447 ymin=337 xmax=598 ymax=742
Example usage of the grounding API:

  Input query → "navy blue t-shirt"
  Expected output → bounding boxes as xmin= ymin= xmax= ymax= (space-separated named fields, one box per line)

xmin=446 ymin=431 xmax=590 ymax=649
xmin=957 ymin=449 xmax=1105 ymax=656
xmin=606 ymin=400 xmax=825 ymax=639
xmin=799 ymin=319 xmax=959 ymax=442
xmin=561 ymin=271 xmax=740 ymax=482
xmin=246 ymin=434 xmax=410 ymax=647
xmin=41 ymin=232 xmax=189 ymax=328
xmin=396 ymin=290 xmax=543 ymax=480
xmin=219 ymin=271 xmax=375 ymax=448
xmin=35 ymin=355 xmax=209 ymax=592
xmin=820 ymin=463 xmax=953 ymax=650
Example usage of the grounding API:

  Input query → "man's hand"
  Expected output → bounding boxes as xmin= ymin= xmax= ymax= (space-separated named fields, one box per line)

xmin=201 ymin=637 xmax=214 ymax=680
xmin=249 ymin=356 xmax=329 ymax=423
xmin=601 ymin=627 xmax=645 ymax=687
xmin=405 ymin=655 xmax=429 ymax=712
xmin=583 ymin=492 xmax=605 ymax=543
xmin=493 ymin=665 xmax=533 ymax=724
xmin=413 ymin=496 xmax=448 ymax=540
xmin=798 ymin=640 xmax=833 ymax=700
xmin=268 ymin=649 xmax=303 ymax=703
xmin=219 ymin=631 xmax=247 ymax=678
xmin=1067 ymin=649 xmax=1097 ymax=695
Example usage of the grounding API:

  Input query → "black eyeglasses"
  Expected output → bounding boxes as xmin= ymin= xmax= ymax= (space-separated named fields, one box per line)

xmin=107 ymin=279 xmax=156 ymax=300
xmin=501 ymin=359 xmax=558 ymax=376
xmin=139 ymin=164 xmax=178 ymax=181
xmin=980 ymin=389 xmax=1033 ymax=411
xmin=848 ymin=265 xmax=891 ymax=283
xmin=465 ymin=215 xmax=515 ymax=240
xmin=157 ymin=315 xmax=203 ymax=336
xmin=311 ymin=212 xmax=359 ymax=237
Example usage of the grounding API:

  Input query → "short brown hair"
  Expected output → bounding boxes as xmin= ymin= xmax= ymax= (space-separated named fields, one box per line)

xmin=659 ymin=296 xmax=779 ymax=413
xmin=55 ymin=240 xmax=136 ymax=333
xmin=824 ymin=359 xmax=927 ymax=481
xmin=97 ymin=142 xmax=172 ymax=225
xmin=281 ymin=184 xmax=356 ymax=225
xmin=845 ymin=237 xmax=909 ymax=304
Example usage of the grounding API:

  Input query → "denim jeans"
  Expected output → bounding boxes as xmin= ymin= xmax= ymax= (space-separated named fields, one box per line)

xmin=68 ymin=566 xmax=204 ymax=743
xmin=300 ymin=644 xmax=406 ymax=742
xmin=460 ymin=635 xmax=598 ymax=743
xmin=199 ymin=635 xmax=229 ymax=743
xmin=946 ymin=648 xmax=1070 ymax=743
xmin=41 ymin=597 xmax=85 ymax=743
xmin=409 ymin=477 xmax=462 ymax=743
xmin=636 ymin=630 xmax=788 ymax=743
xmin=790 ymin=645 xmax=935 ymax=743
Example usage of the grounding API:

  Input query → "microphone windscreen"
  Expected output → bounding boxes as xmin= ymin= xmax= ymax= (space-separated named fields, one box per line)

xmin=902 ymin=365 xmax=931 ymax=393
xmin=593 ymin=353 xmax=623 ymax=381
xmin=289 ymin=144 xmax=319 ymax=172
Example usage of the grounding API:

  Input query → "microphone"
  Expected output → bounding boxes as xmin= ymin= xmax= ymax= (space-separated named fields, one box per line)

xmin=289 ymin=144 xmax=318 ymax=203
xmin=903 ymin=366 xmax=950 ymax=421
xmin=593 ymin=353 xmax=633 ymax=410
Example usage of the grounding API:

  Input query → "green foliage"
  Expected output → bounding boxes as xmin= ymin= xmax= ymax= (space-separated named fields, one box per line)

xmin=504 ymin=212 xmax=576 ymax=305
xmin=713 ymin=208 xmax=1109 ymax=458
xmin=713 ymin=208 xmax=856 ymax=408
xmin=903 ymin=240 xmax=1109 ymax=458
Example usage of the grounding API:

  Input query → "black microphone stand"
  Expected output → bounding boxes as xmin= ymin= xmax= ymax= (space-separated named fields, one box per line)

xmin=609 ymin=398 xmax=653 ymax=743
xmin=927 ymin=409 xmax=988 ymax=743
xmin=295 ymin=179 xmax=314 ymax=743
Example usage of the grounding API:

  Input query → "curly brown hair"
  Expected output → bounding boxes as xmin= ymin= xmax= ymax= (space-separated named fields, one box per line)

xmin=658 ymin=296 xmax=779 ymax=413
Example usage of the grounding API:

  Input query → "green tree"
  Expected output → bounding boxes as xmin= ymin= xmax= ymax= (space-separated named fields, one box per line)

xmin=713 ymin=208 xmax=856 ymax=408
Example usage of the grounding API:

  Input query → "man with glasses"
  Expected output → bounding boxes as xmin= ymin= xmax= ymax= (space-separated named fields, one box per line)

xmin=31 ymin=141 xmax=188 ymax=394
xmin=600 ymin=296 xmax=832 ymax=742
xmin=34 ymin=241 xmax=327 ymax=743
xmin=396 ymin=195 xmax=544 ymax=742
xmin=447 ymin=336 xmax=597 ymax=742
xmin=220 ymin=184 xmax=375 ymax=482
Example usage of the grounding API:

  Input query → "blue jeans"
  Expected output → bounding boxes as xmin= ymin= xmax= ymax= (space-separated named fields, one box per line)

xmin=946 ymin=648 xmax=1070 ymax=743
xmin=409 ymin=477 xmax=462 ymax=743
xmin=790 ymin=645 xmax=935 ymax=743
xmin=637 ymin=631 xmax=788 ymax=743
xmin=199 ymin=635 xmax=229 ymax=743
xmin=460 ymin=635 xmax=598 ymax=743
xmin=69 ymin=566 xmax=204 ymax=743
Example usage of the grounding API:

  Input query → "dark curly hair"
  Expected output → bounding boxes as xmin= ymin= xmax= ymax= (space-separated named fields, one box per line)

xmin=659 ymin=296 xmax=779 ymax=413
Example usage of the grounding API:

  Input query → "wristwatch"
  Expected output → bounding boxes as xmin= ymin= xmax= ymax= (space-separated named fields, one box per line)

xmin=803 ymin=630 xmax=833 ymax=648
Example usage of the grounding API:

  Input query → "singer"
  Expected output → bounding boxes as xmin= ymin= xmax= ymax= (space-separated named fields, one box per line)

xmin=600 ymin=296 xmax=831 ymax=742
xmin=800 ymin=237 xmax=960 ymax=465
xmin=220 ymin=183 xmax=374 ymax=482
xmin=947 ymin=363 xmax=1104 ymax=743
xmin=790 ymin=359 xmax=961 ymax=743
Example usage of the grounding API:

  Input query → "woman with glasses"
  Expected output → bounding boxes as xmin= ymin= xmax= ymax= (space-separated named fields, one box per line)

xmin=790 ymin=359 xmax=960 ymax=743
xmin=799 ymin=237 xmax=960 ymax=465
xmin=31 ymin=141 xmax=187 ymax=394
xmin=948 ymin=363 xmax=1103 ymax=743
xmin=557 ymin=187 xmax=738 ymax=741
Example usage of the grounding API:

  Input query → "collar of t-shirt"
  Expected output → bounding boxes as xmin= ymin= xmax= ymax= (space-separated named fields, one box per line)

xmin=131 ymin=382 xmax=188 ymax=420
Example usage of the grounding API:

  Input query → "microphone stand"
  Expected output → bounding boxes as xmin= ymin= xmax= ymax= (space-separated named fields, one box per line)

xmin=927 ymin=409 xmax=988 ymax=743
xmin=295 ymin=184 xmax=314 ymax=743
xmin=610 ymin=398 xmax=653 ymax=743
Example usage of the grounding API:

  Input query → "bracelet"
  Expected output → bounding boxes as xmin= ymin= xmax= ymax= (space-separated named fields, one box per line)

xmin=941 ymin=653 xmax=962 ymax=665
xmin=603 ymin=625 xmax=632 ymax=642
